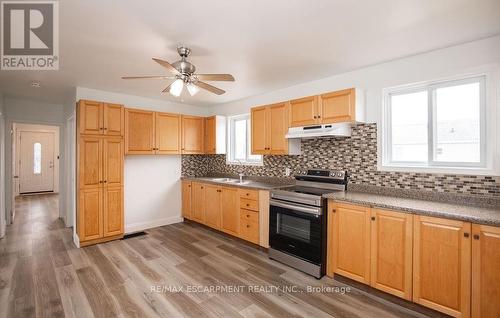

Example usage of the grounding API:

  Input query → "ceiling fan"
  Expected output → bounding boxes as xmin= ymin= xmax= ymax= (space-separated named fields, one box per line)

xmin=122 ymin=46 xmax=234 ymax=97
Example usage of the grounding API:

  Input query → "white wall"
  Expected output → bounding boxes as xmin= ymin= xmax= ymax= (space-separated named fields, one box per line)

xmin=211 ymin=35 xmax=500 ymax=125
xmin=76 ymin=87 xmax=208 ymax=233
xmin=0 ymin=93 xmax=5 ymax=238
xmin=3 ymin=97 xmax=67 ymax=225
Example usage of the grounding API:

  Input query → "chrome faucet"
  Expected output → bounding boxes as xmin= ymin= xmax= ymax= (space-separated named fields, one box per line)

xmin=236 ymin=159 xmax=244 ymax=183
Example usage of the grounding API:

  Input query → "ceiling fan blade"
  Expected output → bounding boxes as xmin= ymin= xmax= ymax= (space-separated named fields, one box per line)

xmin=161 ymin=83 xmax=173 ymax=93
xmin=195 ymin=74 xmax=235 ymax=81
xmin=194 ymin=81 xmax=225 ymax=95
xmin=122 ymin=76 xmax=175 ymax=80
xmin=152 ymin=58 xmax=180 ymax=75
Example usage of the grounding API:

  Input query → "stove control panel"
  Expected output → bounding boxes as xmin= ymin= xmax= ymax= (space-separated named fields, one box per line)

xmin=298 ymin=169 xmax=347 ymax=180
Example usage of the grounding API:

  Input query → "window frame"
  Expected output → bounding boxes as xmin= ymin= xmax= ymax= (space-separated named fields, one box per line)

xmin=380 ymin=74 xmax=493 ymax=174
xmin=226 ymin=113 xmax=263 ymax=166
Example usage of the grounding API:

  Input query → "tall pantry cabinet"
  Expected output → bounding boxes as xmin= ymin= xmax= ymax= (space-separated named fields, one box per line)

xmin=77 ymin=100 xmax=125 ymax=246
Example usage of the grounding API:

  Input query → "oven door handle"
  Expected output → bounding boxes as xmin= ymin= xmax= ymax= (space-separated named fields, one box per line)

xmin=269 ymin=199 xmax=322 ymax=216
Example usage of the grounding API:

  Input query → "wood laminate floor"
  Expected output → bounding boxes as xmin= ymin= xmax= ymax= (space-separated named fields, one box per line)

xmin=0 ymin=194 xmax=441 ymax=318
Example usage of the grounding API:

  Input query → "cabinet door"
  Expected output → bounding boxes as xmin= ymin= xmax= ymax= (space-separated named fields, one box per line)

xmin=78 ymin=188 xmax=103 ymax=241
xmin=79 ymin=137 xmax=102 ymax=189
xmin=370 ymin=209 xmax=413 ymax=300
xmin=413 ymin=215 xmax=471 ymax=317
xmin=204 ymin=184 xmax=221 ymax=229
xmin=251 ymin=106 xmax=269 ymax=154
xmin=328 ymin=202 xmax=371 ymax=284
xmin=205 ymin=116 xmax=216 ymax=154
xmin=181 ymin=116 xmax=204 ymax=154
xmin=182 ymin=181 xmax=192 ymax=219
xmin=103 ymin=103 xmax=124 ymax=136
xmin=79 ymin=100 xmax=103 ymax=135
xmin=289 ymin=96 xmax=318 ymax=127
xmin=103 ymin=186 xmax=123 ymax=237
xmin=103 ymin=137 xmax=123 ymax=187
xmin=240 ymin=217 xmax=260 ymax=244
xmin=156 ymin=112 xmax=181 ymax=154
xmin=472 ymin=224 xmax=500 ymax=318
xmin=191 ymin=183 xmax=205 ymax=223
xmin=319 ymin=89 xmax=355 ymax=124
xmin=269 ymin=103 xmax=289 ymax=155
xmin=125 ymin=109 xmax=155 ymax=154
xmin=221 ymin=187 xmax=239 ymax=236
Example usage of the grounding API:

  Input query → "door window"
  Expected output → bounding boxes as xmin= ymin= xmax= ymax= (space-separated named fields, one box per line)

xmin=33 ymin=142 xmax=42 ymax=174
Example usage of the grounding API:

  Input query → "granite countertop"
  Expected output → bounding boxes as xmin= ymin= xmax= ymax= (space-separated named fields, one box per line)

xmin=324 ymin=190 xmax=500 ymax=226
xmin=181 ymin=176 xmax=294 ymax=191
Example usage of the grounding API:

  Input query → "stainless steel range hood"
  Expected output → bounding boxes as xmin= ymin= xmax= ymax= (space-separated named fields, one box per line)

xmin=285 ymin=123 xmax=351 ymax=139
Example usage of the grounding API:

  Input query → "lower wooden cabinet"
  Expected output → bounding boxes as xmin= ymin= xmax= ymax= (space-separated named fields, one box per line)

xmin=413 ymin=215 xmax=471 ymax=317
xmin=182 ymin=181 xmax=261 ymax=245
xmin=103 ymin=186 xmax=124 ymax=237
xmin=204 ymin=184 xmax=221 ymax=230
xmin=370 ymin=208 xmax=413 ymax=300
xmin=328 ymin=202 xmax=371 ymax=284
xmin=471 ymin=224 xmax=500 ymax=318
xmin=182 ymin=181 xmax=192 ymax=219
xmin=79 ymin=188 xmax=103 ymax=241
xmin=221 ymin=187 xmax=239 ymax=236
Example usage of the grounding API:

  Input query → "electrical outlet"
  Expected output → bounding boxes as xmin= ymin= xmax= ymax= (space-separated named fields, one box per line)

xmin=285 ymin=167 xmax=291 ymax=177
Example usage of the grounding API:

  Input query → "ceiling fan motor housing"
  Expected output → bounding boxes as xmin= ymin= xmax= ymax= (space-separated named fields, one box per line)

xmin=172 ymin=59 xmax=196 ymax=76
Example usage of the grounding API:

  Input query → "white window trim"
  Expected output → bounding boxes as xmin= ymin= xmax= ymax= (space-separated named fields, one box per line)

xmin=226 ymin=114 xmax=263 ymax=166
xmin=379 ymin=70 xmax=499 ymax=176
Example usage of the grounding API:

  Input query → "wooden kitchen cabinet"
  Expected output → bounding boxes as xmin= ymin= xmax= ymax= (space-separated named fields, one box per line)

xmin=328 ymin=202 xmax=371 ymax=284
xmin=79 ymin=100 xmax=124 ymax=136
xmin=370 ymin=208 xmax=413 ymax=300
xmin=220 ymin=187 xmax=239 ymax=236
xmin=181 ymin=115 xmax=204 ymax=154
xmin=78 ymin=188 xmax=103 ymax=241
xmin=205 ymin=115 xmax=226 ymax=154
xmin=191 ymin=182 xmax=205 ymax=223
xmin=240 ymin=214 xmax=260 ymax=244
xmin=79 ymin=136 xmax=102 ymax=189
xmin=182 ymin=181 xmax=192 ymax=219
xmin=155 ymin=112 xmax=181 ymax=154
xmin=103 ymin=137 xmax=124 ymax=188
xmin=103 ymin=186 xmax=123 ymax=237
xmin=125 ymin=108 xmax=155 ymax=154
xmin=251 ymin=102 xmax=300 ymax=155
xmin=289 ymin=96 xmax=318 ymax=127
xmin=204 ymin=184 xmax=222 ymax=230
xmin=413 ymin=215 xmax=471 ymax=318
xmin=472 ymin=224 xmax=500 ymax=318
xmin=319 ymin=88 xmax=360 ymax=124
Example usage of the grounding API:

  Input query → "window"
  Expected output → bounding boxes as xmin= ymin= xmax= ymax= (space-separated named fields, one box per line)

xmin=382 ymin=75 xmax=487 ymax=171
xmin=227 ymin=114 xmax=262 ymax=165
xmin=33 ymin=142 xmax=42 ymax=174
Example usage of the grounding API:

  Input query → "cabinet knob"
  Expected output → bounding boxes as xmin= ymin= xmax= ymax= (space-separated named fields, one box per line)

xmin=246 ymin=193 xmax=249 ymax=196
xmin=371 ymin=216 xmax=375 ymax=221
xmin=104 ymin=127 xmax=108 ymax=130
xmin=317 ymin=115 xmax=321 ymax=118
xmin=246 ymin=214 xmax=250 ymax=218
xmin=332 ymin=209 xmax=336 ymax=213
xmin=104 ymin=180 xmax=107 ymax=183
xmin=464 ymin=232 xmax=470 ymax=238
xmin=246 ymin=225 xmax=250 ymax=228
xmin=313 ymin=116 xmax=317 ymax=119
xmin=246 ymin=204 xmax=249 ymax=207
xmin=100 ymin=127 xmax=104 ymax=130
xmin=473 ymin=234 xmax=480 ymax=240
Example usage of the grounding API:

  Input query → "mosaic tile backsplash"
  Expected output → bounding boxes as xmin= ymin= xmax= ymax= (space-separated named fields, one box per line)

xmin=182 ymin=124 xmax=500 ymax=198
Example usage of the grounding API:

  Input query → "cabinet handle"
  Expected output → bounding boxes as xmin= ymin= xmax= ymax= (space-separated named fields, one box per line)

xmin=104 ymin=180 xmax=107 ymax=183
xmin=246 ymin=193 xmax=249 ymax=196
xmin=99 ymin=180 xmax=103 ymax=183
xmin=246 ymin=225 xmax=250 ymax=228
xmin=371 ymin=216 xmax=375 ymax=221
xmin=246 ymin=204 xmax=250 ymax=207
xmin=317 ymin=115 xmax=321 ymax=118
xmin=464 ymin=232 xmax=470 ymax=238
xmin=473 ymin=234 xmax=480 ymax=240
xmin=246 ymin=214 xmax=250 ymax=218
xmin=104 ymin=127 xmax=108 ymax=130
xmin=332 ymin=209 xmax=336 ymax=213
xmin=99 ymin=127 xmax=104 ymax=130
xmin=313 ymin=116 xmax=317 ymax=119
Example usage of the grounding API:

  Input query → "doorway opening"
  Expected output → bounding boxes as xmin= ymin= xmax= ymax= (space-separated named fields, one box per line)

xmin=11 ymin=123 xmax=60 ymax=222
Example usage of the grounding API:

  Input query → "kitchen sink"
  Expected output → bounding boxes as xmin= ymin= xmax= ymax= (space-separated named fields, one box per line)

xmin=210 ymin=178 xmax=251 ymax=185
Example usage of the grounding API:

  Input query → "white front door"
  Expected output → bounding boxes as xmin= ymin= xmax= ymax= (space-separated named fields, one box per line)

xmin=19 ymin=131 xmax=55 ymax=193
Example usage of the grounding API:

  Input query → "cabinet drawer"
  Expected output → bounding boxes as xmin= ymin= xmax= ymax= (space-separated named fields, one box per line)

xmin=238 ymin=189 xmax=259 ymax=201
xmin=240 ymin=219 xmax=259 ymax=244
xmin=240 ymin=209 xmax=259 ymax=223
xmin=240 ymin=198 xmax=259 ymax=211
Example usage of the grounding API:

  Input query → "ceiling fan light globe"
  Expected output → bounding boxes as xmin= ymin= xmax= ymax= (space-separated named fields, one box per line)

xmin=170 ymin=79 xmax=184 ymax=97
xmin=187 ymin=83 xmax=200 ymax=96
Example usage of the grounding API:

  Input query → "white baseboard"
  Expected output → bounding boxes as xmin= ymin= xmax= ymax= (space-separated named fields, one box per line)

xmin=73 ymin=233 xmax=80 ymax=248
xmin=125 ymin=216 xmax=183 ymax=234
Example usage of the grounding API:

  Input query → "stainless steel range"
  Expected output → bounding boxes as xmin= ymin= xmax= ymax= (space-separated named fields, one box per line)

xmin=269 ymin=169 xmax=348 ymax=278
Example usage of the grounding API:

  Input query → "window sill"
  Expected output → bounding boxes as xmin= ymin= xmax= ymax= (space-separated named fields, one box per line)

xmin=226 ymin=160 xmax=264 ymax=167
xmin=377 ymin=163 xmax=499 ymax=176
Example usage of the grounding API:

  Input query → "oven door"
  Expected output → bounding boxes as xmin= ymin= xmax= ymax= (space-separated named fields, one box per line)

xmin=269 ymin=199 xmax=324 ymax=264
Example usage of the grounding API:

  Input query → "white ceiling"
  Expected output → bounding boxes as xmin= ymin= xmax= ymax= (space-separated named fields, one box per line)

xmin=1 ymin=0 xmax=500 ymax=106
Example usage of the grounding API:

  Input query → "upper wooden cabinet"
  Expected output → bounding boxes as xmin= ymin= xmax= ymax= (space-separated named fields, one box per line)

xmin=370 ymin=208 xmax=413 ymax=301
xmin=289 ymin=96 xmax=318 ymax=127
xmin=181 ymin=115 xmax=205 ymax=154
xmin=413 ymin=215 xmax=471 ymax=318
xmin=205 ymin=115 xmax=226 ymax=155
xmin=125 ymin=108 xmax=155 ymax=154
xmin=79 ymin=136 xmax=102 ymax=189
xmin=472 ymin=224 xmax=500 ymax=318
xmin=288 ymin=88 xmax=364 ymax=127
xmin=156 ymin=112 xmax=181 ymax=154
xmin=103 ymin=137 xmax=124 ymax=187
xmin=251 ymin=102 xmax=301 ymax=155
xmin=78 ymin=100 xmax=124 ymax=136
